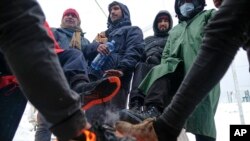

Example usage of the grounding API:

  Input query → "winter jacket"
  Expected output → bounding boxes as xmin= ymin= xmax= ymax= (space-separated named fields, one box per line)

xmin=52 ymin=28 xmax=90 ymax=55
xmin=86 ymin=1 xmax=144 ymax=91
xmin=139 ymin=9 xmax=220 ymax=138
xmin=143 ymin=10 xmax=173 ymax=64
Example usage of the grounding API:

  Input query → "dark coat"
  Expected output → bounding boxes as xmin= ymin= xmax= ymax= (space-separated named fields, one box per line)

xmin=0 ymin=53 xmax=11 ymax=76
xmin=143 ymin=10 xmax=173 ymax=64
xmin=86 ymin=1 xmax=144 ymax=91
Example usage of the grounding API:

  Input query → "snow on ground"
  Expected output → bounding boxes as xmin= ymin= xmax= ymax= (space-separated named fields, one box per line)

xmin=14 ymin=103 xmax=250 ymax=141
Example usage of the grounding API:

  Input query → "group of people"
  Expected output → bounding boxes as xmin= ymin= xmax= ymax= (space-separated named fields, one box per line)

xmin=1 ymin=0 xmax=250 ymax=141
xmin=120 ymin=0 xmax=220 ymax=140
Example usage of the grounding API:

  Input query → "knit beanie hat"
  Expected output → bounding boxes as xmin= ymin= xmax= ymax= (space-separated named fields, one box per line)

xmin=62 ymin=8 xmax=80 ymax=21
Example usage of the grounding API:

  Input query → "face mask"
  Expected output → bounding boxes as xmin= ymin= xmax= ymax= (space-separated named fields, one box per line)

xmin=180 ymin=3 xmax=194 ymax=17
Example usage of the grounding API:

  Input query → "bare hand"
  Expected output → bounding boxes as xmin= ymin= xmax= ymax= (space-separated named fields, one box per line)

xmin=97 ymin=44 xmax=109 ymax=55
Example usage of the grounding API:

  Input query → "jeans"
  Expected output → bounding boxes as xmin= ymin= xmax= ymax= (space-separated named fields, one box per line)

xmin=0 ymin=84 xmax=27 ymax=141
xmin=35 ymin=113 xmax=52 ymax=141
xmin=58 ymin=48 xmax=89 ymax=83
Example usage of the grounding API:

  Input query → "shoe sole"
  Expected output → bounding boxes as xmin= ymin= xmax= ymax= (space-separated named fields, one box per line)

xmin=82 ymin=76 xmax=121 ymax=110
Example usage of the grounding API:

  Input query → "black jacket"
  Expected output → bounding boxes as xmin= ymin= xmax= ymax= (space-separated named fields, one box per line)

xmin=143 ymin=10 xmax=173 ymax=64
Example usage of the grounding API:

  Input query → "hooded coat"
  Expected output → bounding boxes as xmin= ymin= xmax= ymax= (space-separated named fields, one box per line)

xmin=143 ymin=10 xmax=173 ymax=64
xmin=86 ymin=1 xmax=144 ymax=93
xmin=129 ymin=10 xmax=173 ymax=103
xmin=139 ymin=9 xmax=220 ymax=138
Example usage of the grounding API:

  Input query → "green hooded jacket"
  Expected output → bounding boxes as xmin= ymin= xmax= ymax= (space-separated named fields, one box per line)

xmin=139 ymin=9 xmax=220 ymax=138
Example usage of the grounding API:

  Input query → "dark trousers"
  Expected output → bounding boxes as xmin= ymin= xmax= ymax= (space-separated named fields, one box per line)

xmin=129 ymin=62 xmax=156 ymax=105
xmin=0 ymin=85 xmax=27 ymax=141
xmin=35 ymin=113 xmax=52 ymax=141
xmin=144 ymin=64 xmax=183 ymax=111
xmin=58 ymin=48 xmax=89 ymax=83
xmin=195 ymin=134 xmax=215 ymax=141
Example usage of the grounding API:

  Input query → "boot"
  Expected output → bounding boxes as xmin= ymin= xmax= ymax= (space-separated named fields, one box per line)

xmin=70 ymin=75 xmax=121 ymax=110
xmin=115 ymin=118 xmax=158 ymax=141
xmin=119 ymin=106 xmax=161 ymax=124
xmin=129 ymin=99 xmax=143 ymax=112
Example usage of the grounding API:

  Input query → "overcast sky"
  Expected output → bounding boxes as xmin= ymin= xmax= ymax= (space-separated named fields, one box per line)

xmin=37 ymin=0 xmax=250 ymax=99
xmin=37 ymin=0 xmax=215 ymax=40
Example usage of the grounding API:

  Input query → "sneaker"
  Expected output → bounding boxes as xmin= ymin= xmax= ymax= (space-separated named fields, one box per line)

xmin=119 ymin=106 xmax=161 ymax=124
xmin=115 ymin=118 xmax=158 ymax=141
xmin=81 ymin=76 xmax=121 ymax=110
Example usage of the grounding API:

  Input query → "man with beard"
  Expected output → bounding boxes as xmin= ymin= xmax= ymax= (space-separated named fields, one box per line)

xmin=85 ymin=1 xmax=144 ymax=124
xmin=122 ymin=10 xmax=173 ymax=115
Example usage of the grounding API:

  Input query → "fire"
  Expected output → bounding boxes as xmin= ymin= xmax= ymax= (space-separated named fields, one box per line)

xmin=82 ymin=129 xmax=96 ymax=141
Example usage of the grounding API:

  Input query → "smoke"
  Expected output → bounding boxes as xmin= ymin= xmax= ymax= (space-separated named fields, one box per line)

xmin=104 ymin=109 xmax=121 ymax=127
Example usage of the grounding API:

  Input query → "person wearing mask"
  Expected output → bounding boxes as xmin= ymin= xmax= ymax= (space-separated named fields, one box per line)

xmin=125 ymin=10 xmax=173 ymax=112
xmin=115 ymin=0 xmax=250 ymax=141
xmin=118 ymin=0 xmax=220 ymax=141
xmin=85 ymin=1 xmax=144 ymax=124
xmin=0 ymin=1 xmax=121 ymax=140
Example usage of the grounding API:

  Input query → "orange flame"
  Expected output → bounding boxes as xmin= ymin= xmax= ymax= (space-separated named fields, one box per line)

xmin=82 ymin=129 xmax=96 ymax=141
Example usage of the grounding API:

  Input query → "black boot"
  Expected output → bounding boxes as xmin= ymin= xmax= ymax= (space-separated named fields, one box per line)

xmin=129 ymin=98 xmax=144 ymax=112
xmin=119 ymin=106 xmax=161 ymax=124
xmin=70 ymin=75 xmax=121 ymax=110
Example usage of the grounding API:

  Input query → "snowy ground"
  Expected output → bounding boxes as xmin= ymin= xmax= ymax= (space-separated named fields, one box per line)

xmin=13 ymin=102 xmax=250 ymax=141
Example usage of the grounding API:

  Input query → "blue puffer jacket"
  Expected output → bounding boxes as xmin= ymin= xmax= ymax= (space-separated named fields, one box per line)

xmin=86 ymin=1 xmax=144 ymax=90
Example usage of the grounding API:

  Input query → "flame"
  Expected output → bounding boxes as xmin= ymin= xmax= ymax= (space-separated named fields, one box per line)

xmin=82 ymin=129 xmax=96 ymax=141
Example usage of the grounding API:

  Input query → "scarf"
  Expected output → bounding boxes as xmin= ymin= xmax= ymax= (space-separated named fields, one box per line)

xmin=61 ymin=23 xmax=82 ymax=50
